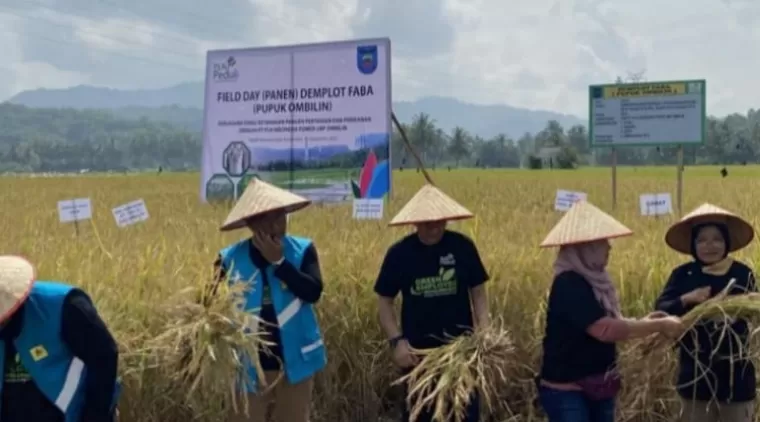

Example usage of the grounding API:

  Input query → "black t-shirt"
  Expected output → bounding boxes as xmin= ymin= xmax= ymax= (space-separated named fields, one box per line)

xmin=374 ymin=230 xmax=489 ymax=349
xmin=539 ymin=270 xmax=617 ymax=383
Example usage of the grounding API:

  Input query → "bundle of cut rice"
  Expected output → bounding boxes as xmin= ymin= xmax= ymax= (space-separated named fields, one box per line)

xmin=126 ymin=277 xmax=271 ymax=418
xmin=629 ymin=280 xmax=760 ymax=378
xmin=393 ymin=321 xmax=516 ymax=422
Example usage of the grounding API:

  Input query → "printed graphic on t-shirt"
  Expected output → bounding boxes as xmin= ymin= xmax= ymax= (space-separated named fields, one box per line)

xmin=5 ymin=354 xmax=31 ymax=384
xmin=439 ymin=253 xmax=456 ymax=266
xmin=410 ymin=266 xmax=458 ymax=297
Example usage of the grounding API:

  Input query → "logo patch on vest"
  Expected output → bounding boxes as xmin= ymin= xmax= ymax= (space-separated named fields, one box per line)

xmin=29 ymin=345 xmax=48 ymax=361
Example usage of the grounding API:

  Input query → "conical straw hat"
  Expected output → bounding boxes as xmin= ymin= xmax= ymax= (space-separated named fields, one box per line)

xmin=388 ymin=184 xmax=473 ymax=227
xmin=665 ymin=203 xmax=754 ymax=254
xmin=0 ymin=256 xmax=35 ymax=323
xmin=220 ymin=178 xmax=311 ymax=231
xmin=540 ymin=200 xmax=633 ymax=248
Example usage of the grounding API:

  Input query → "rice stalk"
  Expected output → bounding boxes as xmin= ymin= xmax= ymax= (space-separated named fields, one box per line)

xmin=624 ymin=279 xmax=760 ymax=413
xmin=126 ymin=276 xmax=271 ymax=417
xmin=392 ymin=320 xmax=516 ymax=422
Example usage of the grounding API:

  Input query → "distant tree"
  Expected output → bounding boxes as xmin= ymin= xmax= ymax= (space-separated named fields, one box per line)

xmin=447 ymin=127 xmax=471 ymax=167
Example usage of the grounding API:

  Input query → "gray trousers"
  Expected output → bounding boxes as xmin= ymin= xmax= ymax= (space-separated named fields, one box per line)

xmin=679 ymin=398 xmax=755 ymax=422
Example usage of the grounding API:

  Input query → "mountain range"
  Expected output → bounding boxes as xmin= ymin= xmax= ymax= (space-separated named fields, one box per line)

xmin=5 ymin=82 xmax=584 ymax=139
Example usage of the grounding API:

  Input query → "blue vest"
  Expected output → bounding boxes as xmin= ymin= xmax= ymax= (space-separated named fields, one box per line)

xmin=220 ymin=235 xmax=327 ymax=392
xmin=0 ymin=281 xmax=121 ymax=421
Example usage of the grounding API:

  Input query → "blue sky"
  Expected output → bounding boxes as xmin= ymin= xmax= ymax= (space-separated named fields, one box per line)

xmin=0 ymin=0 xmax=758 ymax=117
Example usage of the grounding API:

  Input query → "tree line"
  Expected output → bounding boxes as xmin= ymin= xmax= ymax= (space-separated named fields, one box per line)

xmin=1 ymin=101 xmax=760 ymax=173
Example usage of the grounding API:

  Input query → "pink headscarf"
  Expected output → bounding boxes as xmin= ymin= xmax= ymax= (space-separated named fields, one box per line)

xmin=553 ymin=240 xmax=622 ymax=318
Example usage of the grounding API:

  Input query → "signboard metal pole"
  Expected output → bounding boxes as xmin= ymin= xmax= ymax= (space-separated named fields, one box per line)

xmin=677 ymin=144 xmax=684 ymax=217
xmin=611 ymin=148 xmax=617 ymax=210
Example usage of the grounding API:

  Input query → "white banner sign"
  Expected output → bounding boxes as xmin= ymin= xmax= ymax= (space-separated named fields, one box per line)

xmin=353 ymin=198 xmax=384 ymax=220
xmin=589 ymin=80 xmax=706 ymax=147
xmin=112 ymin=199 xmax=149 ymax=227
xmin=201 ymin=38 xmax=392 ymax=204
xmin=639 ymin=193 xmax=673 ymax=216
xmin=555 ymin=190 xmax=587 ymax=212
xmin=57 ymin=198 xmax=92 ymax=223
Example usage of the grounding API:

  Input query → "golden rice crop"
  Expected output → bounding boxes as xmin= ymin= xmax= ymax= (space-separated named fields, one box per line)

xmin=394 ymin=320 xmax=516 ymax=422
xmin=2 ymin=166 xmax=760 ymax=421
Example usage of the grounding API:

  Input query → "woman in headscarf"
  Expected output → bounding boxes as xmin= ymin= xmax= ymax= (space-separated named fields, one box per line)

xmin=655 ymin=203 xmax=756 ymax=422
xmin=537 ymin=200 xmax=684 ymax=422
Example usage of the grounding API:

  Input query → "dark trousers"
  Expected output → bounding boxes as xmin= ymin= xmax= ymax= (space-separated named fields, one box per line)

xmin=538 ymin=385 xmax=615 ymax=422
xmin=401 ymin=369 xmax=480 ymax=422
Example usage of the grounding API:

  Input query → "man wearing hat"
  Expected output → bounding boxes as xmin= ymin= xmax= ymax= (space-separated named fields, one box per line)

xmin=211 ymin=179 xmax=326 ymax=422
xmin=374 ymin=184 xmax=490 ymax=422
xmin=655 ymin=203 xmax=757 ymax=422
xmin=0 ymin=255 xmax=120 ymax=422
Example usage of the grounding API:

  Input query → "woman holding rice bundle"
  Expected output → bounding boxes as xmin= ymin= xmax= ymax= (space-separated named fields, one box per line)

xmin=211 ymin=179 xmax=326 ymax=422
xmin=655 ymin=203 xmax=756 ymax=422
xmin=536 ymin=200 xmax=683 ymax=422
xmin=374 ymin=184 xmax=490 ymax=422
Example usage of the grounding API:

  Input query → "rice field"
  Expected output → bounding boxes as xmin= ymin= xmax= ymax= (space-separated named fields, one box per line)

xmin=2 ymin=165 xmax=759 ymax=422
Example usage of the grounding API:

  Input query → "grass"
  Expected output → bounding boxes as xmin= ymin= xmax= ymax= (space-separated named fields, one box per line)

xmin=2 ymin=165 xmax=760 ymax=421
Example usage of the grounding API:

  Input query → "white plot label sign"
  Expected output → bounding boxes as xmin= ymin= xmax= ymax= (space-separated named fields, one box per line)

xmin=589 ymin=80 xmax=706 ymax=147
xmin=639 ymin=193 xmax=673 ymax=216
xmin=555 ymin=190 xmax=587 ymax=212
xmin=57 ymin=198 xmax=92 ymax=223
xmin=353 ymin=198 xmax=384 ymax=220
xmin=112 ymin=199 xmax=149 ymax=227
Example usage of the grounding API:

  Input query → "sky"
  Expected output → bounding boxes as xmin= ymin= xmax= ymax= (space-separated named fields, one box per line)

xmin=0 ymin=0 xmax=759 ymax=118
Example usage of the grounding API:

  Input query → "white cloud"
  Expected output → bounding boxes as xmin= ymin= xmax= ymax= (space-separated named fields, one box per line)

xmin=2 ymin=0 xmax=760 ymax=118
xmin=0 ymin=12 xmax=89 ymax=100
xmin=438 ymin=0 xmax=760 ymax=116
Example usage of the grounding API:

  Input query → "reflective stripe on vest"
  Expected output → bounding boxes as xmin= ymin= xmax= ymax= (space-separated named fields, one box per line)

xmin=220 ymin=235 xmax=327 ymax=388
xmin=55 ymin=357 xmax=84 ymax=412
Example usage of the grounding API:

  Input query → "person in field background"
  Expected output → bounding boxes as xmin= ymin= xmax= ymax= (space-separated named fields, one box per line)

xmin=211 ymin=178 xmax=326 ymax=422
xmin=536 ymin=200 xmax=683 ymax=422
xmin=0 ymin=255 xmax=120 ymax=422
xmin=374 ymin=184 xmax=490 ymax=422
xmin=655 ymin=203 xmax=756 ymax=422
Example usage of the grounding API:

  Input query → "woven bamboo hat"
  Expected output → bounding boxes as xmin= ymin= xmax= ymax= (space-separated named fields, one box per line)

xmin=389 ymin=184 xmax=473 ymax=227
xmin=0 ymin=256 xmax=35 ymax=323
xmin=220 ymin=178 xmax=311 ymax=231
xmin=665 ymin=203 xmax=754 ymax=254
xmin=540 ymin=200 xmax=633 ymax=247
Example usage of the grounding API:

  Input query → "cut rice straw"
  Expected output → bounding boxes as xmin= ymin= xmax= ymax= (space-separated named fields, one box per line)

xmin=128 ymin=272 xmax=272 ymax=417
xmin=393 ymin=320 xmax=516 ymax=422
xmin=630 ymin=278 xmax=760 ymax=383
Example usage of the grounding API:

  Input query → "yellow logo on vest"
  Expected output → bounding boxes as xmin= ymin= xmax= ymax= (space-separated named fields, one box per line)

xmin=29 ymin=345 xmax=48 ymax=361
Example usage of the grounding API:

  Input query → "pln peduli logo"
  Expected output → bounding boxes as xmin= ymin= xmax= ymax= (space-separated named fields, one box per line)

xmin=351 ymin=149 xmax=389 ymax=199
xmin=356 ymin=45 xmax=378 ymax=75
xmin=212 ymin=56 xmax=239 ymax=82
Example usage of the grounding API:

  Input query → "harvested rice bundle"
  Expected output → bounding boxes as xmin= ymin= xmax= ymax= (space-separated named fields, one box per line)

xmin=631 ymin=281 xmax=760 ymax=372
xmin=133 ymin=279 xmax=270 ymax=417
xmin=393 ymin=322 xmax=515 ymax=422
xmin=616 ymin=282 xmax=760 ymax=421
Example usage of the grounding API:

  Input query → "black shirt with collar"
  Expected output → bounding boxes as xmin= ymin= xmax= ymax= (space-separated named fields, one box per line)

xmin=655 ymin=260 xmax=756 ymax=403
